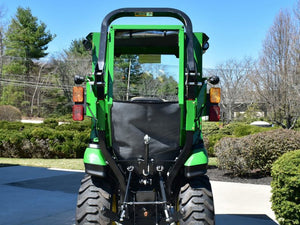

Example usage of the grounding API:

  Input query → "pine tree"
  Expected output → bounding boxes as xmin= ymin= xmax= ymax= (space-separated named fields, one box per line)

xmin=5 ymin=7 xmax=55 ymax=70
xmin=2 ymin=7 xmax=55 ymax=113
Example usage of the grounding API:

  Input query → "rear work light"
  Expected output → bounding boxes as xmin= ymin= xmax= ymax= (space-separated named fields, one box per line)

xmin=73 ymin=86 xmax=84 ymax=103
xmin=209 ymin=105 xmax=220 ymax=121
xmin=209 ymin=87 xmax=221 ymax=103
xmin=73 ymin=105 xmax=84 ymax=121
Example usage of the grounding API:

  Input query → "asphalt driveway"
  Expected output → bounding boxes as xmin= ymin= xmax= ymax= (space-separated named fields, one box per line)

xmin=0 ymin=166 xmax=278 ymax=225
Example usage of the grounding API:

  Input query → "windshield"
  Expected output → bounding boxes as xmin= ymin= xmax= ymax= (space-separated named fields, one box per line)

xmin=113 ymin=54 xmax=179 ymax=102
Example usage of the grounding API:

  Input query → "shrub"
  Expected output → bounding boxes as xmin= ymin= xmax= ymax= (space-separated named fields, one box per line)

xmin=202 ymin=122 xmax=223 ymax=157
xmin=202 ymin=122 xmax=221 ymax=136
xmin=43 ymin=118 xmax=59 ymax=129
xmin=203 ymin=136 xmax=209 ymax=153
xmin=0 ymin=120 xmax=26 ymax=130
xmin=214 ymin=137 xmax=250 ymax=175
xmin=271 ymin=150 xmax=300 ymax=225
xmin=248 ymin=129 xmax=300 ymax=174
xmin=232 ymin=124 xmax=274 ymax=137
xmin=202 ymin=122 xmax=274 ymax=156
xmin=0 ymin=105 xmax=22 ymax=121
xmin=206 ymin=133 xmax=230 ymax=157
xmin=215 ymin=129 xmax=300 ymax=176
xmin=0 ymin=118 xmax=91 ymax=158
xmin=219 ymin=122 xmax=242 ymax=135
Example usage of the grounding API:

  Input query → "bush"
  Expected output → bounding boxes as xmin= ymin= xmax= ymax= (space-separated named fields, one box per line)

xmin=202 ymin=122 xmax=223 ymax=156
xmin=0 ymin=105 xmax=22 ymax=121
xmin=232 ymin=124 xmax=275 ymax=137
xmin=206 ymin=133 xmax=230 ymax=157
xmin=43 ymin=118 xmax=59 ymax=129
xmin=0 ymin=118 xmax=91 ymax=158
xmin=248 ymin=129 xmax=300 ymax=174
xmin=214 ymin=137 xmax=250 ymax=175
xmin=0 ymin=120 xmax=27 ymax=130
xmin=271 ymin=150 xmax=300 ymax=225
xmin=202 ymin=122 xmax=221 ymax=136
xmin=215 ymin=129 xmax=300 ymax=176
xmin=202 ymin=122 xmax=274 ymax=157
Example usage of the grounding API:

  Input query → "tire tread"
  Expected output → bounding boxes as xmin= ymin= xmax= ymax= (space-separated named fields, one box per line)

xmin=76 ymin=175 xmax=111 ymax=225
xmin=178 ymin=176 xmax=215 ymax=225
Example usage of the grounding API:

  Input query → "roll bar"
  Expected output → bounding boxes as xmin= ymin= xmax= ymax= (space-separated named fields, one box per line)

xmin=96 ymin=8 xmax=196 ymax=74
xmin=95 ymin=9 xmax=197 ymax=193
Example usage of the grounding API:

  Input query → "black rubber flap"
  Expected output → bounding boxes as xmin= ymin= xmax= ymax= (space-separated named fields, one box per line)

xmin=111 ymin=101 xmax=181 ymax=161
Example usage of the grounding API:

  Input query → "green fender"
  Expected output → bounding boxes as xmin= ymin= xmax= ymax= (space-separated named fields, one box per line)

xmin=184 ymin=148 xmax=208 ymax=166
xmin=83 ymin=145 xmax=107 ymax=166
xmin=184 ymin=148 xmax=208 ymax=177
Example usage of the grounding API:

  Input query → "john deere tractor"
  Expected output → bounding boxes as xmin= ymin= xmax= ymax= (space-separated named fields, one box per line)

xmin=73 ymin=8 xmax=220 ymax=225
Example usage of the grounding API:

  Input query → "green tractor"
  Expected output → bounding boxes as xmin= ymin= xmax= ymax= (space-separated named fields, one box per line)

xmin=73 ymin=8 xmax=220 ymax=225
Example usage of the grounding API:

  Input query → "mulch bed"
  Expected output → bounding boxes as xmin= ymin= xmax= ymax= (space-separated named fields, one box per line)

xmin=207 ymin=166 xmax=272 ymax=185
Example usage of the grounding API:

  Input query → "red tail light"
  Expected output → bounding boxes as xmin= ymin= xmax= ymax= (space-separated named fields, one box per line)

xmin=72 ymin=105 xmax=84 ymax=121
xmin=209 ymin=105 xmax=220 ymax=121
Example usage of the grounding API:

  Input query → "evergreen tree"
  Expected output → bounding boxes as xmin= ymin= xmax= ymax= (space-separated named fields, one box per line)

xmin=2 ymin=7 xmax=55 ymax=113
xmin=67 ymin=38 xmax=90 ymax=58
xmin=5 ymin=7 xmax=55 ymax=72
xmin=114 ymin=55 xmax=141 ymax=100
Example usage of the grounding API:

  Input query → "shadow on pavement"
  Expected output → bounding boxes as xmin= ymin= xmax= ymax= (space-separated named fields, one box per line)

xmin=7 ymin=173 xmax=84 ymax=194
xmin=0 ymin=163 xmax=19 ymax=167
xmin=216 ymin=214 xmax=277 ymax=225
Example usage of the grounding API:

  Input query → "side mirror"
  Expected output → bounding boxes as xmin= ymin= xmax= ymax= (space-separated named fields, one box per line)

xmin=202 ymin=42 xmax=209 ymax=52
xmin=83 ymin=39 xmax=92 ymax=51
xmin=74 ymin=75 xmax=85 ymax=84
xmin=207 ymin=75 xmax=220 ymax=85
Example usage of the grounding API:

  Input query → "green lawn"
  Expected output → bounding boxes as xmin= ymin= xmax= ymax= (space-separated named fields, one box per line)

xmin=208 ymin=157 xmax=218 ymax=166
xmin=0 ymin=157 xmax=217 ymax=170
xmin=0 ymin=158 xmax=84 ymax=170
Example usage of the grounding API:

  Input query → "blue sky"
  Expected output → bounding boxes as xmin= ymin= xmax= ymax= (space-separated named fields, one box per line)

xmin=0 ymin=0 xmax=297 ymax=68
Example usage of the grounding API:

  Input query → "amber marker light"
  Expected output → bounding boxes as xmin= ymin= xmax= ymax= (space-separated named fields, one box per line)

xmin=73 ymin=86 xmax=84 ymax=103
xmin=209 ymin=87 xmax=221 ymax=103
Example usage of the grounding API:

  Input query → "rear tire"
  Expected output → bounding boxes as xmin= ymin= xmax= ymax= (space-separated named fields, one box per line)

xmin=76 ymin=175 xmax=112 ymax=225
xmin=178 ymin=175 xmax=215 ymax=225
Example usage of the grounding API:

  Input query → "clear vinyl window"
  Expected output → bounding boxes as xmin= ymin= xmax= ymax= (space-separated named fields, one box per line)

xmin=113 ymin=54 xmax=179 ymax=102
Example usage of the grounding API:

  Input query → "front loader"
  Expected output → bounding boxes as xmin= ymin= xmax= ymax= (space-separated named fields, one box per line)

xmin=72 ymin=8 xmax=221 ymax=225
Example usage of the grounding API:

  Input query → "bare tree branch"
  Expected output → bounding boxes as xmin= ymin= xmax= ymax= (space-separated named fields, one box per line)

xmin=252 ymin=9 xmax=300 ymax=128
xmin=207 ymin=58 xmax=255 ymax=123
